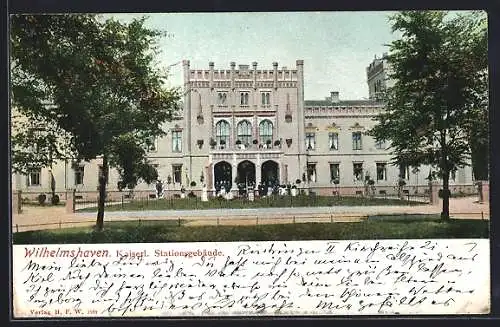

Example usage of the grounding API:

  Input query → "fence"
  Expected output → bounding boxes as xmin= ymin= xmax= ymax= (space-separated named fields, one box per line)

xmin=13 ymin=182 xmax=484 ymax=214
xmin=69 ymin=187 xmax=437 ymax=212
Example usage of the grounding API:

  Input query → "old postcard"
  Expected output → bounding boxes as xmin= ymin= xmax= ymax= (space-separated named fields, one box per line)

xmin=9 ymin=11 xmax=490 ymax=318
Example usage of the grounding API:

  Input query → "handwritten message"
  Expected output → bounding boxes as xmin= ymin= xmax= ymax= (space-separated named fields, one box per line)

xmin=13 ymin=239 xmax=490 ymax=317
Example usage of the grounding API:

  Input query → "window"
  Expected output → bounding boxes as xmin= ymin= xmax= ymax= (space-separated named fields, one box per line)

xmin=451 ymin=169 xmax=456 ymax=182
xmin=353 ymin=163 xmax=363 ymax=181
xmin=306 ymin=133 xmax=316 ymax=150
xmin=74 ymin=166 xmax=85 ymax=185
xmin=399 ymin=164 xmax=410 ymax=180
xmin=259 ymin=120 xmax=273 ymax=145
xmin=307 ymin=163 xmax=317 ymax=183
xmin=376 ymin=163 xmax=387 ymax=181
xmin=215 ymin=120 xmax=230 ymax=147
xmin=172 ymin=131 xmax=182 ymax=152
xmin=172 ymin=164 xmax=182 ymax=184
xmin=146 ymin=136 xmax=157 ymax=152
xmin=352 ymin=132 xmax=362 ymax=150
xmin=27 ymin=168 xmax=41 ymax=186
xmin=240 ymin=92 xmax=249 ymax=105
xmin=98 ymin=165 xmax=109 ymax=184
xmin=374 ymin=80 xmax=383 ymax=94
xmin=237 ymin=120 xmax=252 ymax=146
xmin=261 ymin=92 xmax=271 ymax=106
xmin=217 ymin=92 xmax=227 ymax=106
xmin=330 ymin=164 xmax=340 ymax=183
xmin=375 ymin=139 xmax=386 ymax=150
xmin=328 ymin=133 xmax=339 ymax=151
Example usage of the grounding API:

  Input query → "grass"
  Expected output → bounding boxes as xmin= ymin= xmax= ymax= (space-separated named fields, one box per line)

xmin=77 ymin=195 xmax=426 ymax=212
xmin=13 ymin=215 xmax=489 ymax=244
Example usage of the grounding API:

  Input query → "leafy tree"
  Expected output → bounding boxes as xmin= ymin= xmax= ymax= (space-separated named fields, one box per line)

xmin=10 ymin=14 xmax=181 ymax=230
xmin=369 ymin=11 xmax=488 ymax=220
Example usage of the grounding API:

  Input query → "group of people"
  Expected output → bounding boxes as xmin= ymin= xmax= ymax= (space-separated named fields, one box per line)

xmin=214 ymin=180 xmax=295 ymax=199
xmin=154 ymin=178 xmax=299 ymax=200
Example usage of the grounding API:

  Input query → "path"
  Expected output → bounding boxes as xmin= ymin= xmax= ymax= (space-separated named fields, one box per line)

xmin=12 ymin=196 xmax=489 ymax=232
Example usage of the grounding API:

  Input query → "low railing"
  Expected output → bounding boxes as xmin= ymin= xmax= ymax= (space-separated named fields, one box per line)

xmin=210 ymin=143 xmax=282 ymax=152
xmin=72 ymin=190 xmax=431 ymax=212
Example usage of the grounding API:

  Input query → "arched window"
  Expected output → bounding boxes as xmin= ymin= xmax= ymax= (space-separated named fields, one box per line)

xmin=237 ymin=120 xmax=252 ymax=146
xmin=215 ymin=120 xmax=230 ymax=147
xmin=259 ymin=120 xmax=273 ymax=145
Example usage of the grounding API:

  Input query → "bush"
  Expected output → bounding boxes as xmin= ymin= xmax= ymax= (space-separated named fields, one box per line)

xmin=188 ymin=191 xmax=196 ymax=198
xmin=51 ymin=194 xmax=60 ymax=205
xmin=38 ymin=194 xmax=47 ymax=205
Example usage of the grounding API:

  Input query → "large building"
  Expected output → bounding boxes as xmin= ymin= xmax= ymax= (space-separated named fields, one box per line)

xmin=12 ymin=57 xmax=476 ymax=199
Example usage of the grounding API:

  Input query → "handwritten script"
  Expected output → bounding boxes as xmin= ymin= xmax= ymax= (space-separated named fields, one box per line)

xmin=13 ymin=239 xmax=489 ymax=317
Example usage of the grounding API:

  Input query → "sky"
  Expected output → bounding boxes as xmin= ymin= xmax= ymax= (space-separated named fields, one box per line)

xmin=104 ymin=11 xmax=401 ymax=100
xmin=104 ymin=12 xmax=413 ymax=100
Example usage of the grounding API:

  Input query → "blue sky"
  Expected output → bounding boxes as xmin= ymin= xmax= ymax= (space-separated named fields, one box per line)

xmin=103 ymin=11 xmax=469 ymax=100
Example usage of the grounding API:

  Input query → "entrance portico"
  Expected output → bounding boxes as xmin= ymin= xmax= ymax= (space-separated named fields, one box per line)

xmin=212 ymin=157 xmax=282 ymax=193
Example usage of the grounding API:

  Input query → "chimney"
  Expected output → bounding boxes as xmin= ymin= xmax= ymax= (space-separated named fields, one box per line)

xmin=330 ymin=91 xmax=340 ymax=103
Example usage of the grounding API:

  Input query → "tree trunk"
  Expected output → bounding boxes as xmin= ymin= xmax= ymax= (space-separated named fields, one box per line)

xmin=441 ymin=169 xmax=450 ymax=220
xmin=96 ymin=155 xmax=108 ymax=231
xmin=440 ymin=125 xmax=450 ymax=221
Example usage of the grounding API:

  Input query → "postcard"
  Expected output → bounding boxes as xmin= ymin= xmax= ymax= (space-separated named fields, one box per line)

xmin=10 ymin=10 xmax=490 ymax=318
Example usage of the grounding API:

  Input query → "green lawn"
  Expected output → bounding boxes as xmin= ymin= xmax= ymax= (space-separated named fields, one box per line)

xmin=13 ymin=215 xmax=489 ymax=244
xmin=77 ymin=195 xmax=426 ymax=212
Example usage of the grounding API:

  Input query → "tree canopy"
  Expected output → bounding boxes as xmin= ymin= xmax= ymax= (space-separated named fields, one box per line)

xmin=10 ymin=14 xmax=181 ymax=229
xmin=369 ymin=11 xmax=488 ymax=219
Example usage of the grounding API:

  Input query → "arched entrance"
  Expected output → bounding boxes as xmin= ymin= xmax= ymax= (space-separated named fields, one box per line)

xmin=261 ymin=160 xmax=279 ymax=187
xmin=237 ymin=160 xmax=256 ymax=188
xmin=214 ymin=161 xmax=232 ymax=192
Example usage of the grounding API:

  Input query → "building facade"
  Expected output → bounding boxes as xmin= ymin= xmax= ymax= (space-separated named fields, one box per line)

xmin=12 ymin=58 xmax=476 ymax=199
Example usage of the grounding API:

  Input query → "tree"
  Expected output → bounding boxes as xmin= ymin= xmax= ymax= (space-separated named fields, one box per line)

xmin=10 ymin=14 xmax=181 ymax=230
xmin=369 ymin=11 xmax=488 ymax=220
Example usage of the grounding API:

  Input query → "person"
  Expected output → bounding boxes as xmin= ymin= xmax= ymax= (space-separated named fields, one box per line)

xmin=155 ymin=180 xmax=164 ymax=198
